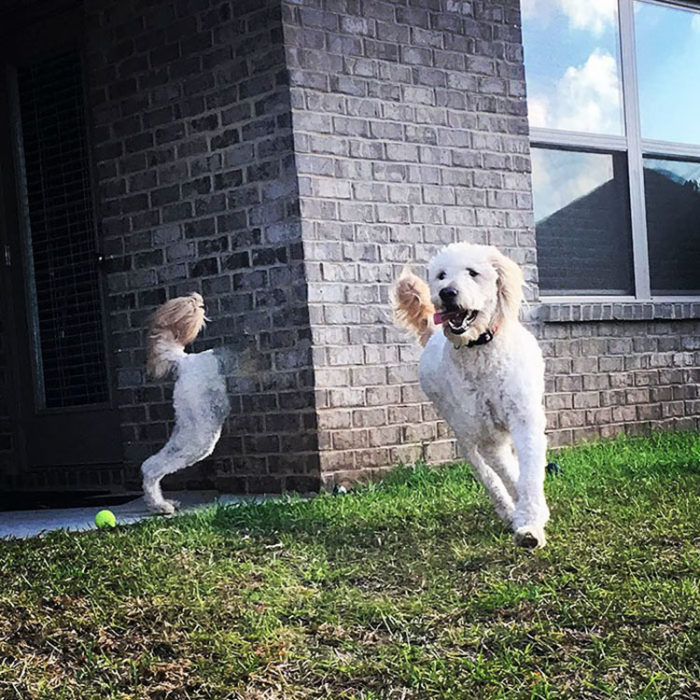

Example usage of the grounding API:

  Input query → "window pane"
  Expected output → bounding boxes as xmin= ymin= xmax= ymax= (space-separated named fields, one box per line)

xmin=644 ymin=158 xmax=700 ymax=295
xmin=521 ymin=0 xmax=623 ymax=135
xmin=635 ymin=1 xmax=700 ymax=145
xmin=532 ymin=147 xmax=634 ymax=295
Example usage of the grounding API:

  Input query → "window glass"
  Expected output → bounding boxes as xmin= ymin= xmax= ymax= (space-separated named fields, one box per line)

xmin=532 ymin=147 xmax=634 ymax=295
xmin=635 ymin=1 xmax=700 ymax=145
xmin=521 ymin=0 xmax=623 ymax=135
xmin=644 ymin=158 xmax=700 ymax=295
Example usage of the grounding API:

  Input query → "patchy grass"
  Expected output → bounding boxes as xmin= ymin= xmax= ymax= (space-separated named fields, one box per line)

xmin=1 ymin=432 xmax=699 ymax=698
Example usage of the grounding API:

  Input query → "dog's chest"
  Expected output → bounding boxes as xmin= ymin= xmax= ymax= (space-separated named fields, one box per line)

xmin=419 ymin=336 xmax=508 ymax=435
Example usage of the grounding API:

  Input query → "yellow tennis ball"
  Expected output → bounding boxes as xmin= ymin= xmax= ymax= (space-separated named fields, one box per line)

xmin=95 ymin=509 xmax=116 ymax=529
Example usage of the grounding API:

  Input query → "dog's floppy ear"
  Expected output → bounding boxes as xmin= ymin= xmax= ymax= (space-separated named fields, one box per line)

xmin=490 ymin=250 xmax=523 ymax=328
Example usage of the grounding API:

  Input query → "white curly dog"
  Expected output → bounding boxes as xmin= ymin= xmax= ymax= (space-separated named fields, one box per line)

xmin=393 ymin=243 xmax=549 ymax=548
xmin=140 ymin=293 xmax=231 ymax=514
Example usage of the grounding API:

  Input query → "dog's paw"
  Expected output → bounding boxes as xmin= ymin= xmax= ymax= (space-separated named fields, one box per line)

xmin=513 ymin=524 xmax=546 ymax=549
xmin=146 ymin=499 xmax=179 ymax=516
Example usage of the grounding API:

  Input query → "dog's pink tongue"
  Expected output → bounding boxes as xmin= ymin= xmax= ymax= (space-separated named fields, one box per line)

xmin=433 ymin=311 xmax=456 ymax=325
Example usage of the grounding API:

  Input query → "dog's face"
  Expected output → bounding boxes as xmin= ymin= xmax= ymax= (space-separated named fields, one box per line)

xmin=427 ymin=243 xmax=524 ymax=347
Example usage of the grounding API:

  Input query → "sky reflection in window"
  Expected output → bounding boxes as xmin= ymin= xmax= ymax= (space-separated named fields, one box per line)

xmin=521 ymin=0 xmax=623 ymax=135
xmin=635 ymin=1 xmax=700 ymax=145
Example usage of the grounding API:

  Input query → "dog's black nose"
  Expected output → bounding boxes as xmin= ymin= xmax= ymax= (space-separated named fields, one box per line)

xmin=439 ymin=286 xmax=458 ymax=305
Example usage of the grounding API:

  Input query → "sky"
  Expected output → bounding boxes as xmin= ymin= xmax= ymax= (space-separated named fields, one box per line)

xmin=522 ymin=0 xmax=623 ymax=135
xmin=634 ymin=2 xmax=700 ymax=144
xmin=521 ymin=0 xmax=700 ymax=221
xmin=521 ymin=0 xmax=700 ymax=143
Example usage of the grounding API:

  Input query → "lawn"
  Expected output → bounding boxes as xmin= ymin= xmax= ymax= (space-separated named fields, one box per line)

xmin=1 ymin=432 xmax=698 ymax=699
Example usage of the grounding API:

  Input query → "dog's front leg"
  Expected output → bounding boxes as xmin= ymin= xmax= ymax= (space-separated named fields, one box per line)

xmin=509 ymin=420 xmax=549 ymax=548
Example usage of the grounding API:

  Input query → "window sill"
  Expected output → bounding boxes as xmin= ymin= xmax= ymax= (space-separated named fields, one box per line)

xmin=534 ymin=298 xmax=700 ymax=323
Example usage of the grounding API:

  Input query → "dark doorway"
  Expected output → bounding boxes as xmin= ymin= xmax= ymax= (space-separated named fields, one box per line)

xmin=0 ymin=5 xmax=123 ymax=492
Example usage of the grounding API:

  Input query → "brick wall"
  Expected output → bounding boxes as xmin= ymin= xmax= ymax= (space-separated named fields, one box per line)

xmin=282 ymin=0 xmax=537 ymax=483
xmin=542 ymin=319 xmax=700 ymax=446
xmin=86 ymin=0 xmax=319 ymax=493
xmin=282 ymin=0 xmax=699 ymax=484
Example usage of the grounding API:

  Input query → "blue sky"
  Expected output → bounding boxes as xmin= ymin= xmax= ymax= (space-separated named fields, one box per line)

xmin=522 ymin=0 xmax=700 ymax=221
xmin=635 ymin=1 xmax=700 ymax=144
xmin=521 ymin=0 xmax=700 ymax=144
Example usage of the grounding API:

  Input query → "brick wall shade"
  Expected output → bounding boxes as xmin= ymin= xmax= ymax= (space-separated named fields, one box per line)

xmin=541 ymin=320 xmax=700 ymax=447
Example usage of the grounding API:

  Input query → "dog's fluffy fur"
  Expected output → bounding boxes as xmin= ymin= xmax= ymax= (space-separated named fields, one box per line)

xmin=141 ymin=292 xmax=231 ymax=514
xmin=393 ymin=243 xmax=550 ymax=548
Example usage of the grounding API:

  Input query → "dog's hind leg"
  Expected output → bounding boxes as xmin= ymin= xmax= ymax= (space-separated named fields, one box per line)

xmin=142 ymin=424 xmax=223 ymax=514
xmin=461 ymin=443 xmax=516 ymax=525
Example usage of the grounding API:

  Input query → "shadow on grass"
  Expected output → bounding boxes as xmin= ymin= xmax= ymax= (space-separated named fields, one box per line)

xmin=206 ymin=462 xmax=512 ymax=553
xmin=203 ymin=430 xmax=700 ymax=553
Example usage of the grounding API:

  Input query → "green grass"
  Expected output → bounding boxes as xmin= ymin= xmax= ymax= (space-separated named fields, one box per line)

xmin=1 ymin=432 xmax=699 ymax=699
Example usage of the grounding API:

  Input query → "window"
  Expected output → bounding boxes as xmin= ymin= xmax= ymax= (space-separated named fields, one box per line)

xmin=522 ymin=0 xmax=700 ymax=298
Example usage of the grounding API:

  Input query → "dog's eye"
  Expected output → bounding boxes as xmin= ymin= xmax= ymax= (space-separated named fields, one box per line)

xmin=437 ymin=271 xmax=446 ymax=280
xmin=467 ymin=268 xmax=478 ymax=278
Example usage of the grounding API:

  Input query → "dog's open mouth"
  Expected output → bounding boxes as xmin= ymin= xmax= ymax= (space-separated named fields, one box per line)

xmin=433 ymin=308 xmax=479 ymax=335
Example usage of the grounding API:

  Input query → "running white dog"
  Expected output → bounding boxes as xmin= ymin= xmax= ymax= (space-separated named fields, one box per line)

xmin=393 ymin=243 xmax=549 ymax=548
xmin=141 ymin=292 xmax=230 ymax=514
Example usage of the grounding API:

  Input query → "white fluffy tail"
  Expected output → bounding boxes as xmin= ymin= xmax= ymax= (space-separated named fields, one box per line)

xmin=391 ymin=269 xmax=435 ymax=347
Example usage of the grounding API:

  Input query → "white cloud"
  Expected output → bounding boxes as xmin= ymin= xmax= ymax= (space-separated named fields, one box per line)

xmin=558 ymin=0 xmax=617 ymax=35
xmin=520 ymin=0 xmax=540 ymax=20
xmin=527 ymin=97 xmax=549 ymax=128
xmin=522 ymin=0 xmax=616 ymax=35
xmin=691 ymin=13 xmax=700 ymax=34
xmin=528 ymin=49 xmax=622 ymax=134
xmin=521 ymin=0 xmax=554 ymax=26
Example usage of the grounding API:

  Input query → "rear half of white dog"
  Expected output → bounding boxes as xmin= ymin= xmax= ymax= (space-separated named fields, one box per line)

xmin=392 ymin=243 xmax=549 ymax=548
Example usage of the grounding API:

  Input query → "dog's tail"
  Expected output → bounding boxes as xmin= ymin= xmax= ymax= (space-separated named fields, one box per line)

xmin=391 ymin=269 xmax=435 ymax=347
xmin=147 ymin=292 xmax=206 ymax=379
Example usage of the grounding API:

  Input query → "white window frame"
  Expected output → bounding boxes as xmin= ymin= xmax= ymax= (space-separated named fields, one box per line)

xmin=530 ymin=0 xmax=700 ymax=303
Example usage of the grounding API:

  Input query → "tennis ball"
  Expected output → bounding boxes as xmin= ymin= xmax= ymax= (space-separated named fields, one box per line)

xmin=95 ymin=509 xmax=116 ymax=529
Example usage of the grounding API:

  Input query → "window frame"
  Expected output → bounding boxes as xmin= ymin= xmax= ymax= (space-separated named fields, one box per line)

xmin=528 ymin=0 xmax=700 ymax=303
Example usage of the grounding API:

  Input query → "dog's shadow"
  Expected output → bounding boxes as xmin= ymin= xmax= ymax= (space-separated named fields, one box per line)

xmin=205 ymin=474 xmax=512 ymax=567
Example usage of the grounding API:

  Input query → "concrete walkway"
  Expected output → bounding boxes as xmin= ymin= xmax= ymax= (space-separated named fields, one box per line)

xmin=0 ymin=491 xmax=275 ymax=539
